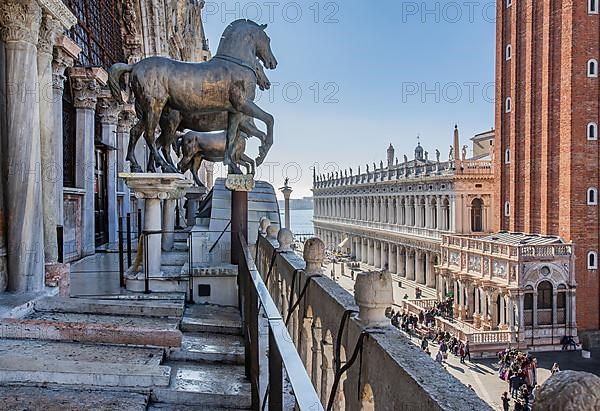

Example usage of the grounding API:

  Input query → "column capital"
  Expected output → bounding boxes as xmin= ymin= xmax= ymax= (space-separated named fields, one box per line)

xmin=97 ymin=89 xmax=122 ymax=125
xmin=52 ymin=35 xmax=80 ymax=91
xmin=0 ymin=0 xmax=42 ymax=44
xmin=37 ymin=12 xmax=63 ymax=55
xmin=69 ymin=67 xmax=108 ymax=110
xmin=117 ymin=105 xmax=137 ymax=133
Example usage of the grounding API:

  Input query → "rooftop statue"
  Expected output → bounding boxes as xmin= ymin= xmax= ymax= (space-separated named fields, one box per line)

xmin=403 ymin=154 xmax=408 ymax=163
xmin=449 ymin=145 xmax=454 ymax=161
xmin=109 ymin=19 xmax=278 ymax=174
xmin=436 ymin=149 xmax=440 ymax=163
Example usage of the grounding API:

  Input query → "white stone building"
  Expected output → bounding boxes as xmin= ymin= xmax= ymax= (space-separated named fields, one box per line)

xmin=313 ymin=127 xmax=495 ymax=301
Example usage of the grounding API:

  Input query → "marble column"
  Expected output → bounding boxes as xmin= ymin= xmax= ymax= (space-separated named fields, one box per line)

xmin=69 ymin=67 xmax=105 ymax=256
xmin=406 ymin=250 xmax=415 ymax=280
xmin=97 ymin=90 xmax=121 ymax=245
xmin=51 ymin=36 xmax=80 ymax=227
xmin=374 ymin=241 xmax=381 ymax=268
xmin=415 ymin=251 xmax=425 ymax=284
xmin=425 ymin=252 xmax=435 ymax=287
xmin=380 ymin=242 xmax=387 ymax=269
xmin=0 ymin=0 xmax=45 ymax=291
xmin=397 ymin=246 xmax=406 ymax=277
xmin=367 ymin=239 xmax=374 ymax=266
xmin=37 ymin=13 xmax=64 ymax=263
xmin=117 ymin=109 xmax=136 ymax=219
xmin=388 ymin=244 xmax=396 ymax=273
xmin=361 ymin=239 xmax=367 ymax=263
xmin=162 ymin=199 xmax=176 ymax=251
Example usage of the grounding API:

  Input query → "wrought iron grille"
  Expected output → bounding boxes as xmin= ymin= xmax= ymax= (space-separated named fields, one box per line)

xmin=63 ymin=0 xmax=125 ymax=70
xmin=62 ymin=78 xmax=77 ymax=188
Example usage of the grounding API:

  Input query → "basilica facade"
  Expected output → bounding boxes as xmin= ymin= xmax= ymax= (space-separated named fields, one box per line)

xmin=0 ymin=0 xmax=212 ymax=293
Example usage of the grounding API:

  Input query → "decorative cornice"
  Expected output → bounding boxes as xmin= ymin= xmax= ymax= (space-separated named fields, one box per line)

xmin=37 ymin=0 xmax=77 ymax=29
xmin=0 ymin=0 xmax=42 ymax=44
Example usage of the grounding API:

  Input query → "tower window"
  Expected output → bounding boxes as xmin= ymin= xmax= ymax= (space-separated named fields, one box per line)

xmin=506 ymin=44 xmax=512 ymax=60
xmin=588 ymin=251 xmax=598 ymax=270
xmin=588 ymin=188 xmax=598 ymax=205
xmin=588 ymin=59 xmax=598 ymax=77
xmin=590 ymin=0 xmax=599 ymax=13
xmin=504 ymin=201 xmax=510 ymax=217
xmin=505 ymin=148 xmax=511 ymax=164
xmin=588 ymin=122 xmax=598 ymax=140
xmin=505 ymin=97 xmax=512 ymax=113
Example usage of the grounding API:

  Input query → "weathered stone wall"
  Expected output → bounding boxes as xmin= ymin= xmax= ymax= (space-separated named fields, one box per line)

xmin=256 ymin=234 xmax=491 ymax=411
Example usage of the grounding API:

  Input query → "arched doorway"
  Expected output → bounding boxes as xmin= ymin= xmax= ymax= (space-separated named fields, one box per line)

xmin=471 ymin=198 xmax=484 ymax=232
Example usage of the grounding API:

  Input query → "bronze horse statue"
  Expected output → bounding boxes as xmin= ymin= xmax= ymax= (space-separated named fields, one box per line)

xmin=177 ymin=130 xmax=255 ymax=187
xmin=157 ymin=58 xmax=272 ymax=171
xmin=109 ymin=19 xmax=277 ymax=174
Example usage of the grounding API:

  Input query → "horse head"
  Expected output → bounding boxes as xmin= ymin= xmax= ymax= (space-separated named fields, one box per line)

xmin=255 ymin=59 xmax=271 ymax=91
xmin=254 ymin=23 xmax=278 ymax=70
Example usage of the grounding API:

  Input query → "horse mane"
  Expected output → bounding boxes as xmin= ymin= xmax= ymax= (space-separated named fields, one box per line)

xmin=222 ymin=19 xmax=261 ymax=37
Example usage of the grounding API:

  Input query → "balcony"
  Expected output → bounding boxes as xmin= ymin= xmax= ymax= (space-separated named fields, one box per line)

xmin=252 ymin=226 xmax=491 ymax=410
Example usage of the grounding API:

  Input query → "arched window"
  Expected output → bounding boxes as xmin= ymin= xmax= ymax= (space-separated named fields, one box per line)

xmin=471 ymin=198 xmax=484 ymax=232
xmin=505 ymin=148 xmax=511 ymax=164
xmin=590 ymin=0 xmax=599 ymax=13
xmin=588 ymin=188 xmax=598 ymax=205
xmin=524 ymin=286 xmax=534 ymax=326
xmin=588 ymin=59 xmax=598 ymax=77
xmin=504 ymin=201 xmax=510 ymax=217
xmin=505 ymin=97 xmax=512 ymax=112
xmin=588 ymin=122 xmax=598 ymax=140
xmin=506 ymin=44 xmax=512 ymax=60
xmin=537 ymin=281 xmax=553 ymax=325
xmin=557 ymin=284 xmax=567 ymax=324
xmin=588 ymin=251 xmax=598 ymax=269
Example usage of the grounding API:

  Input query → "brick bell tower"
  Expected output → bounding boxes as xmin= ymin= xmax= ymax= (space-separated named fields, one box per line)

xmin=494 ymin=0 xmax=600 ymax=330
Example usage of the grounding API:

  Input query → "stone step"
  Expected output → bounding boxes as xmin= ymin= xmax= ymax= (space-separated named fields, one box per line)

xmin=149 ymin=404 xmax=247 ymax=411
xmin=34 ymin=296 xmax=184 ymax=318
xmin=87 ymin=291 xmax=186 ymax=302
xmin=0 ymin=386 xmax=149 ymax=411
xmin=161 ymin=251 xmax=189 ymax=266
xmin=181 ymin=304 xmax=242 ymax=335
xmin=0 ymin=312 xmax=182 ymax=347
xmin=0 ymin=339 xmax=165 ymax=366
xmin=0 ymin=356 xmax=171 ymax=388
xmin=168 ymin=332 xmax=244 ymax=364
xmin=152 ymin=361 xmax=251 ymax=409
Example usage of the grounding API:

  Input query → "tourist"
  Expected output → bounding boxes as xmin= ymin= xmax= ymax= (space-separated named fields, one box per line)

xmin=465 ymin=340 xmax=471 ymax=361
xmin=501 ymin=392 xmax=511 ymax=411
xmin=440 ymin=340 xmax=448 ymax=359
xmin=403 ymin=293 xmax=409 ymax=299
xmin=459 ymin=343 xmax=466 ymax=364
xmin=421 ymin=337 xmax=429 ymax=351
xmin=435 ymin=349 xmax=443 ymax=364
xmin=551 ymin=362 xmax=560 ymax=375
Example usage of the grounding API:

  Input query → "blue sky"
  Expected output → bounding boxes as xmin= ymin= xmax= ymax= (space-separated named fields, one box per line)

xmin=202 ymin=1 xmax=496 ymax=197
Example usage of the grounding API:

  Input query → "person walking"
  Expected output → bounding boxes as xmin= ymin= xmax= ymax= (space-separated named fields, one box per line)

xmin=501 ymin=392 xmax=511 ymax=411
xmin=421 ymin=337 xmax=429 ymax=351
xmin=551 ymin=362 xmax=560 ymax=375
xmin=459 ymin=343 xmax=466 ymax=364
xmin=465 ymin=340 xmax=471 ymax=361
xmin=435 ymin=349 xmax=443 ymax=365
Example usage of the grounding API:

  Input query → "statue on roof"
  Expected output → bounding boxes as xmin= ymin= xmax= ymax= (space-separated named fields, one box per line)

xmin=436 ymin=149 xmax=440 ymax=163
xmin=449 ymin=145 xmax=454 ymax=161
xmin=380 ymin=160 xmax=384 ymax=170
xmin=403 ymin=154 xmax=408 ymax=164
xmin=424 ymin=151 xmax=429 ymax=161
xmin=350 ymin=167 xmax=353 ymax=176
xmin=462 ymin=145 xmax=468 ymax=161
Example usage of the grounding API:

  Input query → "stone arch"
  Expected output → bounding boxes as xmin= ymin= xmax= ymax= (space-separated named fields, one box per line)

xmin=320 ymin=329 xmax=335 ymax=403
xmin=300 ymin=305 xmax=314 ymax=377
xmin=333 ymin=344 xmax=347 ymax=411
xmin=311 ymin=316 xmax=323 ymax=397
xmin=470 ymin=198 xmax=484 ymax=232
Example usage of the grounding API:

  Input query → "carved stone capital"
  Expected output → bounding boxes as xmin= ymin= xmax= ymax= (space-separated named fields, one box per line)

xmin=69 ymin=67 xmax=107 ymax=110
xmin=37 ymin=12 xmax=62 ymax=55
xmin=117 ymin=106 xmax=137 ymax=133
xmin=52 ymin=35 xmax=81 ymax=92
xmin=0 ymin=0 xmax=42 ymax=44
xmin=97 ymin=90 xmax=122 ymax=125
xmin=225 ymin=174 xmax=255 ymax=192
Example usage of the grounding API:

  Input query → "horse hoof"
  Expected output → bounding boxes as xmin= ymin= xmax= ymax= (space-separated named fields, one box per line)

xmin=130 ymin=165 xmax=143 ymax=173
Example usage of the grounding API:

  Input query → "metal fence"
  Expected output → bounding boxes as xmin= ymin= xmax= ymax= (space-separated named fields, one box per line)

xmin=236 ymin=232 xmax=323 ymax=411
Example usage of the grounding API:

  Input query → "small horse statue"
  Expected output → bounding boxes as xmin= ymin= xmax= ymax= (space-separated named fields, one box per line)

xmin=109 ymin=19 xmax=277 ymax=174
xmin=157 ymin=58 xmax=272 ymax=171
xmin=177 ymin=130 xmax=255 ymax=187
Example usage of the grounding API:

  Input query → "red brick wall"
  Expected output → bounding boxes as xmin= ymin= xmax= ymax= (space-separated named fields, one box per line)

xmin=494 ymin=0 xmax=600 ymax=330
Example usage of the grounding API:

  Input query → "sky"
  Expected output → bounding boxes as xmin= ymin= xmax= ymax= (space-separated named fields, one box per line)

xmin=202 ymin=0 xmax=497 ymax=198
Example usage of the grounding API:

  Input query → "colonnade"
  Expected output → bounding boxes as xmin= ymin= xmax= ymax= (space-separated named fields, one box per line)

xmin=314 ymin=194 xmax=454 ymax=232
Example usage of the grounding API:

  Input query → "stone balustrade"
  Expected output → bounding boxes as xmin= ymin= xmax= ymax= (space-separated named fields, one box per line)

xmin=255 ymin=229 xmax=491 ymax=411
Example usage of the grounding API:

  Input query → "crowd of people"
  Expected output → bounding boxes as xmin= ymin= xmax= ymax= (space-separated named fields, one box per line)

xmin=496 ymin=348 xmax=545 ymax=410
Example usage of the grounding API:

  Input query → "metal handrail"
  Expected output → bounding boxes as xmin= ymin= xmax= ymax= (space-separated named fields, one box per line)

xmin=237 ymin=232 xmax=323 ymax=411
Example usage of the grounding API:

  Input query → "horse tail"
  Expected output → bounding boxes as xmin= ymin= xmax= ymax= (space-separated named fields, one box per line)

xmin=108 ymin=63 xmax=133 ymax=104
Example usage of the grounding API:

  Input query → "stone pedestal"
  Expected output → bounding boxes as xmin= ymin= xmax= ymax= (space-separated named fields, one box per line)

xmin=119 ymin=173 xmax=192 ymax=287
xmin=280 ymin=185 xmax=293 ymax=229
xmin=226 ymin=174 xmax=254 ymax=265
xmin=354 ymin=271 xmax=394 ymax=328
xmin=185 ymin=186 xmax=206 ymax=226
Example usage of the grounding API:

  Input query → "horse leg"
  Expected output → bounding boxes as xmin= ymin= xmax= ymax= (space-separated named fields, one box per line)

xmin=126 ymin=118 xmax=144 ymax=173
xmin=143 ymin=108 xmax=168 ymax=173
xmin=240 ymin=153 xmax=255 ymax=175
xmin=225 ymin=112 xmax=243 ymax=174
xmin=158 ymin=110 xmax=181 ymax=173
xmin=236 ymin=100 xmax=274 ymax=163
xmin=191 ymin=155 xmax=205 ymax=188
xmin=241 ymin=117 xmax=268 ymax=166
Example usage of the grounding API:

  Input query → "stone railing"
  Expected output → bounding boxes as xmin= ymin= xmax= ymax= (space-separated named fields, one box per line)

xmin=255 ymin=225 xmax=491 ymax=411
xmin=401 ymin=299 xmax=439 ymax=315
xmin=460 ymin=160 xmax=493 ymax=174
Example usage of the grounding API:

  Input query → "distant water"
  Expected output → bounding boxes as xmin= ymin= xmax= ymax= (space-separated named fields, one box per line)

xmin=280 ymin=208 xmax=314 ymax=234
